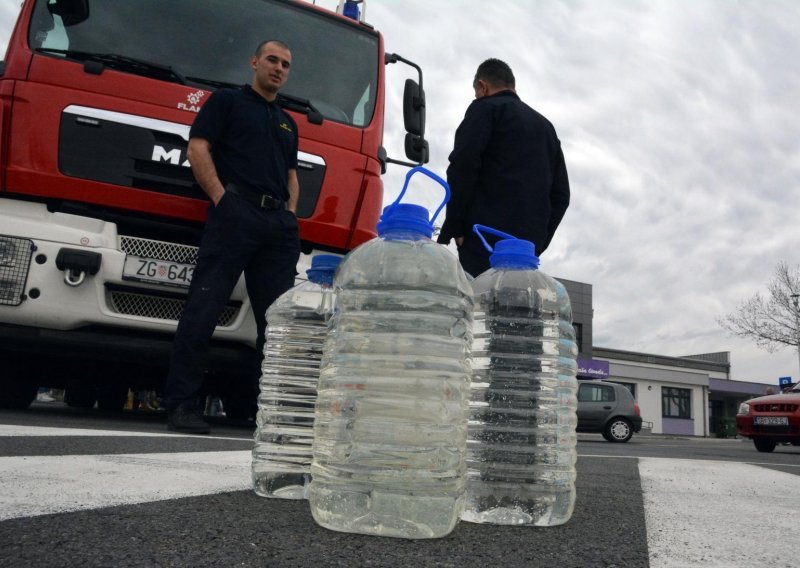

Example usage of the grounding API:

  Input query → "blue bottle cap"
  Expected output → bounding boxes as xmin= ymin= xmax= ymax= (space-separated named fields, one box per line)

xmin=375 ymin=203 xmax=434 ymax=239
xmin=490 ymin=238 xmax=540 ymax=269
xmin=306 ymin=254 xmax=341 ymax=285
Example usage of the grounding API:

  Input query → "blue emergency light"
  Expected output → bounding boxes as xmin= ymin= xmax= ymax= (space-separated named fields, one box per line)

xmin=342 ymin=1 xmax=360 ymax=21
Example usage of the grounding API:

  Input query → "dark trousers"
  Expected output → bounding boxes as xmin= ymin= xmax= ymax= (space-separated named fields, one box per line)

xmin=458 ymin=233 xmax=547 ymax=279
xmin=458 ymin=234 xmax=492 ymax=278
xmin=163 ymin=192 xmax=300 ymax=410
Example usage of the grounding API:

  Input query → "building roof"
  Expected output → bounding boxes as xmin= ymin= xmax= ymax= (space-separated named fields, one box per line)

xmin=709 ymin=377 xmax=774 ymax=396
xmin=592 ymin=346 xmax=730 ymax=374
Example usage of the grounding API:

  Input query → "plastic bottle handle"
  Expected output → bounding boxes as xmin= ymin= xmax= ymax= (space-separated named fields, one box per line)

xmin=388 ymin=166 xmax=451 ymax=224
xmin=473 ymin=224 xmax=518 ymax=253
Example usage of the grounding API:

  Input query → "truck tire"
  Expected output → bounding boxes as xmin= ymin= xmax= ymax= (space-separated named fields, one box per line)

xmin=64 ymin=386 xmax=97 ymax=409
xmin=0 ymin=382 xmax=38 ymax=409
xmin=223 ymin=393 xmax=256 ymax=422
xmin=97 ymin=384 xmax=129 ymax=412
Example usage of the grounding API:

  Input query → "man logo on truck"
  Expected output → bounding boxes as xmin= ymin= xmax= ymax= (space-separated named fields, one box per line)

xmin=152 ymin=145 xmax=191 ymax=167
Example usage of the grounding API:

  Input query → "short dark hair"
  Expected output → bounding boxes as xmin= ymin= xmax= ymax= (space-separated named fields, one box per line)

xmin=473 ymin=58 xmax=515 ymax=89
xmin=254 ymin=40 xmax=290 ymax=57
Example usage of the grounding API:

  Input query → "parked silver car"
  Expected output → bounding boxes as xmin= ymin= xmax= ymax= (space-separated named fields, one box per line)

xmin=577 ymin=380 xmax=643 ymax=443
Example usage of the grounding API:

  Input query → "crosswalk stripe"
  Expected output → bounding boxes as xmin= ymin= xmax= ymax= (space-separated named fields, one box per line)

xmin=0 ymin=424 xmax=248 ymax=441
xmin=640 ymin=457 xmax=800 ymax=568
xmin=0 ymin=450 xmax=252 ymax=521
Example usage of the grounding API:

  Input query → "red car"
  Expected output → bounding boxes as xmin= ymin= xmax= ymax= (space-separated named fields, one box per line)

xmin=736 ymin=383 xmax=800 ymax=452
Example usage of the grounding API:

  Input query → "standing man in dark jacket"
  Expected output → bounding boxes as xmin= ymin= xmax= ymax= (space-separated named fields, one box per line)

xmin=163 ymin=40 xmax=302 ymax=434
xmin=437 ymin=58 xmax=570 ymax=277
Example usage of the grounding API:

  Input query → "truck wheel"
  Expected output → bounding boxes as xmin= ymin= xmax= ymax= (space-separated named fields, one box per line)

xmin=753 ymin=438 xmax=776 ymax=453
xmin=0 ymin=382 xmax=37 ymax=409
xmin=64 ymin=386 xmax=97 ymax=409
xmin=223 ymin=393 xmax=256 ymax=422
xmin=97 ymin=384 xmax=129 ymax=412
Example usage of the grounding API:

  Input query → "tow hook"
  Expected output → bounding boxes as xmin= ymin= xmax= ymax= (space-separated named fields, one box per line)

xmin=55 ymin=248 xmax=102 ymax=287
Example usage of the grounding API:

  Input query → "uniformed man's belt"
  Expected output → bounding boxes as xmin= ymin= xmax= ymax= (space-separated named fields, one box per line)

xmin=225 ymin=183 xmax=286 ymax=211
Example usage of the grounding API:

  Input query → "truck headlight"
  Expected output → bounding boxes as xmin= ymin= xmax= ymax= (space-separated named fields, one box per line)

xmin=0 ymin=236 xmax=34 ymax=306
xmin=737 ymin=402 xmax=750 ymax=415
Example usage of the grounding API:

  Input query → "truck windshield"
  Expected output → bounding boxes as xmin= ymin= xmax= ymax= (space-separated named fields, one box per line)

xmin=29 ymin=0 xmax=379 ymax=127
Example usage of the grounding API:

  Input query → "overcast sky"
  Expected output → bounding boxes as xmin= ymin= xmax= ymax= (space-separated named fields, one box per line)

xmin=2 ymin=1 xmax=799 ymax=385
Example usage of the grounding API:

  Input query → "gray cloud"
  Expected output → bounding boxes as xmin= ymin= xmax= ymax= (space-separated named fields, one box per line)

xmin=372 ymin=0 xmax=800 ymax=382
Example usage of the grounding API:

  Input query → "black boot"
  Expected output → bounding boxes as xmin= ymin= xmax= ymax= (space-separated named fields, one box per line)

xmin=168 ymin=402 xmax=211 ymax=434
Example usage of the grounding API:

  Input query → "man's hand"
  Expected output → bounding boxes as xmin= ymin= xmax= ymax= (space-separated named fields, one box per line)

xmin=455 ymin=236 xmax=464 ymax=247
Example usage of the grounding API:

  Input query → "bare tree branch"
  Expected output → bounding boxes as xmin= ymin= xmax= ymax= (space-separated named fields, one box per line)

xmin=717 ymin=262 xmax=800 ymax=353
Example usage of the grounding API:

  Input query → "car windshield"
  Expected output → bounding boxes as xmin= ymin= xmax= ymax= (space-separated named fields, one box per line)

xmin=29 ymin=0 xmax=379 ymax=127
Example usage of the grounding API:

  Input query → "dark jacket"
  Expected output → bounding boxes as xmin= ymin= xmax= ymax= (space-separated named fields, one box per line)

xmin=190 ymin=85 xmax=298 ymax=202
xmin=438 ymin=90 xmax=570 ymax=256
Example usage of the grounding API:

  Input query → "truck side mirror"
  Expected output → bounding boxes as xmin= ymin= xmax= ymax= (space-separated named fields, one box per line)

xmin=377 ymin=146 xmax=388 ymax=174
xmin=403 ymin=79 xmax=425 ymax=137
xmin=404 ymin=133 xmax=429 ymax=164
xmin=48 ymin=0 xmax=90 ymax=27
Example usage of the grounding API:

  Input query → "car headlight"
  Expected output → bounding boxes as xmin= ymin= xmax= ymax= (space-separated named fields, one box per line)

xmin=737 ymin=402 xmax=750 ymax=415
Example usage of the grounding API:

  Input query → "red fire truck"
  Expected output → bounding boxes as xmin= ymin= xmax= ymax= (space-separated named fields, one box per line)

xmin=0 ymin=0 xmax=427 ymax=417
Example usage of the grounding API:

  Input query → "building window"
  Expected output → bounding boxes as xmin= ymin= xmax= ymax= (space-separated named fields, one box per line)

xmin=573 ymin=323 xmax=583 ymax=352
xmin=662 ymin=387 xmax=691 ymax=418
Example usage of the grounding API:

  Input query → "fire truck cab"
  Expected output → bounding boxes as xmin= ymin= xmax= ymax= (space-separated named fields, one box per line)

xmin=0 ymin=0 xmax=427 ymax=417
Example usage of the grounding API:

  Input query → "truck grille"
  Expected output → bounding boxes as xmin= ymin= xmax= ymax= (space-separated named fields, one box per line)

xmin=108 ymin=289 xmax=238 ymax=327
xmin=115 ymin=236 xmax=241 ymax=327
xmin=60 ymin=107 xmax=324 ymax=218
xmin=753 ymin=403 xmax=799 ymax=412
xmin=119 ymin=236 xmax=198 ymax=264
xmin=0 ymin=235 xmax=35 ymax=306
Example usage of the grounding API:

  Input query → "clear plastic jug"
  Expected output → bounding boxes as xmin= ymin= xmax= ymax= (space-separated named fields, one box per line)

xmin=463 ymin=225 xmax=578 ymax=526
xmin=309 ymin=167 xmax=473 ymax=539
xmin=252 ymin=254 xmax=341 ymax=498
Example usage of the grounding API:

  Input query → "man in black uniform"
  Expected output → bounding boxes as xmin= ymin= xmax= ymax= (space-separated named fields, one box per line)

xmin=164 ymin=40 xmax=301 ymax=434
xmin=437 ymin=58 xmax=570 ymax=277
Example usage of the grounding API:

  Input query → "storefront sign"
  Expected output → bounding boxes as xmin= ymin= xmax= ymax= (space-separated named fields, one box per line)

xmin=577 ymin=358 xmax=609 ymax=379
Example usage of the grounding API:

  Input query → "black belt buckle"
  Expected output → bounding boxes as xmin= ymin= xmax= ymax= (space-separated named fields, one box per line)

xmin=226 ymin=183 xmax=284 ymax=210
xmin=259 ymin=194 xmax=283 ymax=210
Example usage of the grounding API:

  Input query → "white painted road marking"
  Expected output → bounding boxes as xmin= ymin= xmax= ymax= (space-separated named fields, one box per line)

xmin=640 ymin=457 xmax=800 ymax=568
xmin=0 ymin=424 xmax=247 ymax=441
xmin=0 ymin=450 xmax=251 ymax=521
xmin=3 ymin=423 xmax=799 ymax=568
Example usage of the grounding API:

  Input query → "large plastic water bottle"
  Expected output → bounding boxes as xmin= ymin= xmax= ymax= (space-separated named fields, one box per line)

xmin=309 ymin=167 xmax=473 ymax=539
xmin=252 ymin=254 xmax=342 ymax=499
xmin=463 ymin=225 xmax=578 ymax=526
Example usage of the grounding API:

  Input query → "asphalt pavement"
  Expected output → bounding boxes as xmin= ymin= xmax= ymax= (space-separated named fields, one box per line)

xmin=2 ymin=405 xmax=799 ymax=567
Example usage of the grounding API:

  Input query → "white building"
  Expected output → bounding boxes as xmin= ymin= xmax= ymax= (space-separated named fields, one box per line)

xmin=560 ymin=278 xmax=772 ymax=437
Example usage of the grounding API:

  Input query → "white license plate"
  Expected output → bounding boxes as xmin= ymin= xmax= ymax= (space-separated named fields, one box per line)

xmin=122 ymin=256 xmax=194 ymax=288
xmin=753 ymin=416 xmax=789 ymax=426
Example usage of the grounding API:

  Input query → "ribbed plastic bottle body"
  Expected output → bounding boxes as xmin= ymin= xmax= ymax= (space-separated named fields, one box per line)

xmin=309 ymin=235 xmax=473 ymax=539
xmin=252 ymin=280 xmax=335 ymax=499
xmin=464 ymin=268 xmax=578 ymax=526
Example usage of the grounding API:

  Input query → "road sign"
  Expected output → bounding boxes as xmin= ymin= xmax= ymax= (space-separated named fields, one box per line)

xmin=779 ymin=376 xmax=792 ymax=387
